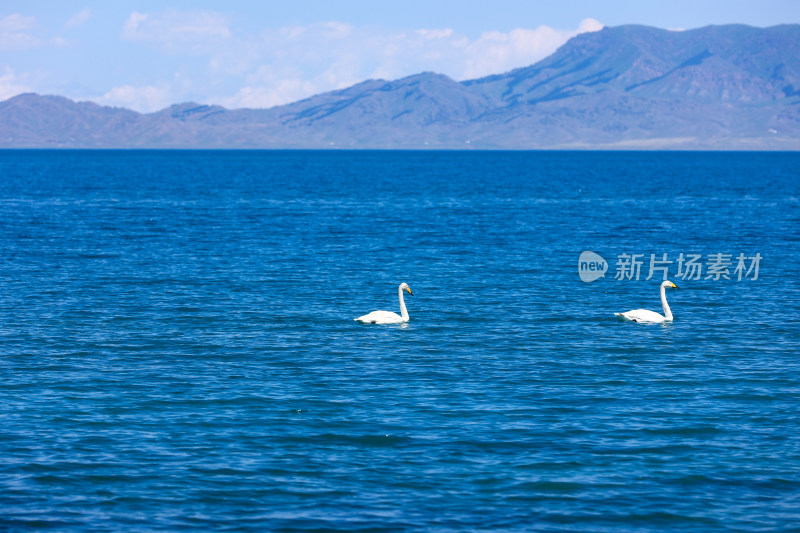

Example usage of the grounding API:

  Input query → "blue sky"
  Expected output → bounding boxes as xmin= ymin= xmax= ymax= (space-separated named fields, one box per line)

xmin=2 ymin=1 xmax=799 ymax=112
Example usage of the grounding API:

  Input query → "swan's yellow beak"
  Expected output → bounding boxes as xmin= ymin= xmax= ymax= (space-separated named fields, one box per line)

xmin=671 ymin=282 xmax=679 ymax=289
xmin=406 ymin=287 xmax=414 ymax=296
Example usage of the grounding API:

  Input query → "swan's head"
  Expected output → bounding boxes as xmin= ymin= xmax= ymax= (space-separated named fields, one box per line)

xmin=661 ymin=280 xmax=678 ymax=289
xmin=400 ymin=282 xmax=413 ymax=296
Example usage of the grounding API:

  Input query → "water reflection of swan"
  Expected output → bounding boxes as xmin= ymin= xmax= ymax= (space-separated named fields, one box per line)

xmin=615 ymin=280 xmax=678 ymax=323
xmin=355 ymin=283 xmax=413 ymax=324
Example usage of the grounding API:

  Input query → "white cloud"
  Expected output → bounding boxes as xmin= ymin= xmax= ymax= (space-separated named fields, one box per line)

xmin=0 ymin=9 xmax=605 ymax=112
xmin=64 ymin=9 xmax=92 ymax=30
xmin=0 ymin=66 xmax=32 ymax=100
xmin=36 ymin=15 xmax=604 ymax=112
xmin=50 ymin=36 xmax=70 ymax=47
xmin=0 ymin=11 xmax=94 ymax=52
xmin=462 ymin=19 xmax=603 ymax=79
xmin=214 ymin=57 xmax=355 ymax=110
xmin=97 ymin=84 xmax=174 ymax=113
xmin=578 ymin=18 xmax=604 ymax=33
xmin=313 ymin=21 xmax=353 ymax=40
xmin=0 ymin=14 xmax=40 ymax=50
xmin=0 ymin=13 xmax=35 ymax=32
xmin=220 ymin=79 xmax=318 ymax=110
xmin=122 ymin=10 xmax=231 ymax=51
xmin=215 ymin=18 xmax=603 ymax=109
xmin=416 ymin=28 xmax=455 ymax=40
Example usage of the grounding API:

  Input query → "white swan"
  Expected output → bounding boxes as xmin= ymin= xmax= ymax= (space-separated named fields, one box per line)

xmin=355 ymin=283 xmax=413 ymax=324
xmin=615 ymin=280 xmax=678 ymax=323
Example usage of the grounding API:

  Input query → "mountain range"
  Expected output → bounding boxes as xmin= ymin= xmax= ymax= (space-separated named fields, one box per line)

xmin=2 ymin=24 xmax=800 ymax=149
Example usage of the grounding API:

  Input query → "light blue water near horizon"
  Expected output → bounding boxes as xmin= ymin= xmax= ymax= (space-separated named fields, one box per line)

xmin=1 ymin=150 xmax=799 ymax=531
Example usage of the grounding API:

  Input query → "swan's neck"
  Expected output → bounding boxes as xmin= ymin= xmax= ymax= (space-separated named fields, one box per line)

xmin=398 ymin=286 xmax=409 ymax=321
xmin=660 ymin=285 xmax=673 ymax=321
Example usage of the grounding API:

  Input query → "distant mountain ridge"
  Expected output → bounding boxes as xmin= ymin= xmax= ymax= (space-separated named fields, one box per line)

xmin=2 ymin=24 xmax=800 ymax=149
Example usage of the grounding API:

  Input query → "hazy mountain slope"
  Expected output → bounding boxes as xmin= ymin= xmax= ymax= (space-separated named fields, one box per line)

xmin=460 ymin=24 xmax=800 ymax=148
xmin=468 ymin=24 xmax=800 ymax=103
xmin=1 ymin=24 xmax=799 ymax=149
xmin=0 ymin=94 xmax=141 ymax=147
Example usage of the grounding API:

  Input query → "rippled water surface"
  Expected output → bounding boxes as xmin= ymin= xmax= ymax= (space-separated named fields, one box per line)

xmin=1 ymin=150 xmax=799 ymax=531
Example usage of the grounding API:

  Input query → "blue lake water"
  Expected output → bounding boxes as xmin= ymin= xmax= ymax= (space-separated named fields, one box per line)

xmin=1 ymin=150 xmax=799 ymax=531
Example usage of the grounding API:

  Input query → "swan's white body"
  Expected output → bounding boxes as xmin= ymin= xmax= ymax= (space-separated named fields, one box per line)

xmin=615 ymin=280 xmax=678 ymax=323
xmin=355 ymin=283 xmax=413 ymax=324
